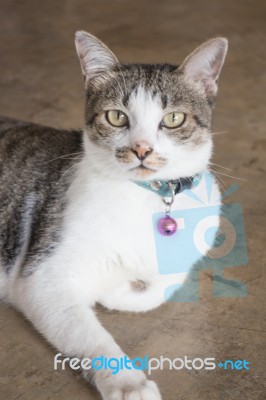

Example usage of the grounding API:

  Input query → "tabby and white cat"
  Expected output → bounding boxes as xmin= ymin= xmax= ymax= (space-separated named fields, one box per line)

xmin=0 ymin=32 xmax=227 ymax=399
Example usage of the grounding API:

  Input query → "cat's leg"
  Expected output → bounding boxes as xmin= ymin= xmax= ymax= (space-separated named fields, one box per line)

xmin=9 ymin=274 xmax=162 ymax=400
xmin=99 ymin=273 xmax=187 ymax=312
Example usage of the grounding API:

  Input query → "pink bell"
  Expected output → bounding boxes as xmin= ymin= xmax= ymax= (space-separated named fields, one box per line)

xmin=158 ymin=215 xmax=177 ymax=236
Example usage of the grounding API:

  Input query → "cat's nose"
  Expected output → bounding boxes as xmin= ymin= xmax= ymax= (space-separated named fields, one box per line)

xmin=131 ymin=141 xmax=153 ymax=161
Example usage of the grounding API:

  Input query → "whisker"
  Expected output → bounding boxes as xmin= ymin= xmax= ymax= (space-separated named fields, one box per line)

xmin=212 ymin=131 xmax=229 ymax=135
xmin=58 ymin=160 xmax=81 ymax=183
xmin=214 ymin=174 xmax=228 ymax=194
xmin=44 ymin=152 xmax=84 ymax=164
xmin=209 ymin=162 xmax=234 ymax=172
xmin=209 ymin=168 xmax=246 ymax=181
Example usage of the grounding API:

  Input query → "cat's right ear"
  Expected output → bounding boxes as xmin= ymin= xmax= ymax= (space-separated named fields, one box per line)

xmin=75 ymin=31 xmax=119 ymax=86
xmin=179 ymin=37 xmax=228 ymax=98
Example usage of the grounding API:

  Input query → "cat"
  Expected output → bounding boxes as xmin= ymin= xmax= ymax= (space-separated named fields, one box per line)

xmin=0 ymin=31 xmax=227 ymax=400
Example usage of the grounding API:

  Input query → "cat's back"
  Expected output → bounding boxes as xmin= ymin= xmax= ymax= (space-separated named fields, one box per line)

xmin=0 ymin=117 xmax=84 ymax=274
xmin=0 ymin=116 xmax=83 ymax=206
xmin=0 ymin=116 xmax=83 ymax=171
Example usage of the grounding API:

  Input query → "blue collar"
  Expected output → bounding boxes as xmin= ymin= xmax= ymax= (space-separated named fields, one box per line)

xmin=132 ymin=174 xmax=201 ymax=198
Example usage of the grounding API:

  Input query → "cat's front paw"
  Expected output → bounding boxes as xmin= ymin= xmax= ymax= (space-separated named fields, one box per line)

xmin=94 ymin=368 xmax=162 ymax=400
xmin=103 ymin=379 xmax=162 ymax=400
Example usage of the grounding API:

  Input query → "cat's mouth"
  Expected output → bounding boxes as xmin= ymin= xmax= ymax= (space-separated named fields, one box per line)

xmin=129 ymin=164 xmax=157 ymax=178
xmin=130 ymin=165 xmax=157 ymax=172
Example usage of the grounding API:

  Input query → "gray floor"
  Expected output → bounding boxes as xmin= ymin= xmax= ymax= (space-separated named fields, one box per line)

xmin=0 ymin=0 xmax=265 ymax=399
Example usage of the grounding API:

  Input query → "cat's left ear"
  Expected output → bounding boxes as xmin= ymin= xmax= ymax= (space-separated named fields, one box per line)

xmin=75 ymin=31 xmax=119 ymax=86
xmin=179 ymin=38 xmax=228 ymax=97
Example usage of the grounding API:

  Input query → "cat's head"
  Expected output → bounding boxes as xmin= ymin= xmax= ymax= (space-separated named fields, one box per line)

xmin=75 ymin=31 xmax=227 ymax=181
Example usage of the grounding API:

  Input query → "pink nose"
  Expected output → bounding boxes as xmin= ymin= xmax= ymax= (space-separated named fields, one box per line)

xmin=132 ymin=141 xmax=153 ymax=161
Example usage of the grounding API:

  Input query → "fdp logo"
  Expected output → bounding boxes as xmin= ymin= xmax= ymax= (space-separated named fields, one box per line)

xmin=152 ymin=173 xmax=248 ymax=301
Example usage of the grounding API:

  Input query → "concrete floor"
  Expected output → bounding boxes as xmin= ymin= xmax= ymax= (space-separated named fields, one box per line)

xmin=0 ymin=0 xmax=266 ymax=399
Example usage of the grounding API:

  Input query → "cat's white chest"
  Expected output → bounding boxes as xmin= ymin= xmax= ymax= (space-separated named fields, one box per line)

xmin=63 ymin=178 xmax=162 ymax=279
xmin=56 ymin=169 xmax=221 ymax=303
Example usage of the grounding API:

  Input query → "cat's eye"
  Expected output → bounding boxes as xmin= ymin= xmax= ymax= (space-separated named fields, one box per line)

xmin=106 ymin=110 xmax=129 ymax=127
xmin=162 ymin=112 xmax=186 ymax=129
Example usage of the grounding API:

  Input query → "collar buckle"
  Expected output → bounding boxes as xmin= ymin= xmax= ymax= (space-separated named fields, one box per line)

xmin=132 ymin=173 xmax=201 ymax=198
